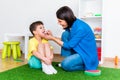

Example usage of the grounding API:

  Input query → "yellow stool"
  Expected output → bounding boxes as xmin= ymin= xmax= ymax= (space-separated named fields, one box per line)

xmin=2 ymin=41 xmax=21 ymax=59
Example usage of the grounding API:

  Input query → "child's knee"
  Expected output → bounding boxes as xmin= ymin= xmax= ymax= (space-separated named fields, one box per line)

xmin=44 ymin=43 xmax=50 ymax=47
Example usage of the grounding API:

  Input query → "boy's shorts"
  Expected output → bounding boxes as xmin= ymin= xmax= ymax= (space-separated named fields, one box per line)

xmin=28 ymin=56 xmax=42 ymax=69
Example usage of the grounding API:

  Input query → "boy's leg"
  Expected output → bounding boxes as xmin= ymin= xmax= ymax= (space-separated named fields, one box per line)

xmin=38 ymin=43 xmax=45 ymax=57
xmin=44 ymin=43 xmax=53 ymax=60
xmin=38 ymin=43 xmax=54 ymax=74
xmin=28 ymin=44 xmax=46 ymax=69
xmin=44 ymin=43 xmax=57 ymax=74
xmin=42 ymin=62 xmax=54 ymax=74
xmin=61 ymin=54 xmax=85 ymax=71
xmin=28 ymin=56 xmax=42 ymax=69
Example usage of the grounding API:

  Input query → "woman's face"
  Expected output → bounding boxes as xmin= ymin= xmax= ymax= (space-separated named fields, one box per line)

xmin=57 ymin=19 xmax=68 ymax=29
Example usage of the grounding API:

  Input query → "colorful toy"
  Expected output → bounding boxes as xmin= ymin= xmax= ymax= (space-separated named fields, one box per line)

xmin=84 ymin=70 xmax=101 ymax=76
xmin=114 ymin=56 xmax=118 ymax=65
xmin=95 ymin=14 xmax=102 ymax=16
xmin=14 ymin=59 xmax=23 ymax=62
xmin=94 ymin=27 xmax=102 ymax=39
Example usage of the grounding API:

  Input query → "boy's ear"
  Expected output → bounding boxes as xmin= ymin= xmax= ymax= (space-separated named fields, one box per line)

xmin=33 ymin=31 xmax=37 ymax=35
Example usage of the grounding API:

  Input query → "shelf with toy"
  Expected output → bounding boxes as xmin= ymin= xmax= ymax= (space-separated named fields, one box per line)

xmin=81 ymin=16 xmax=102 ymax=19
xmin=94 ymin=27 xmax=102 ymax=40
xmin=79 ymin=0 xmax=103 ymax=64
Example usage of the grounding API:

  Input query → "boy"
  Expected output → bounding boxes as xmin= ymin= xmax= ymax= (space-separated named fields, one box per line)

xmin=27 ymin=21 xmax=57 ymax=74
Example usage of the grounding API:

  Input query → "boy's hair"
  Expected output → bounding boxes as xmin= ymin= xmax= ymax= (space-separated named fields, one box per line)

xmin=29 ymin=21 xmax=44 ymax=35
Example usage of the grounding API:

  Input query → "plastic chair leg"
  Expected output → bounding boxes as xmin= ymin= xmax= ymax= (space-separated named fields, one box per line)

xmin=12 ymin=44 xmax=17 ymax=59
xmin=2 ymin=44 xmax=8 ymax=59
xmin=7 ymin=45 xmax=11 ymax=57
xmin=17 ymin=44 xmax=21 ymax=57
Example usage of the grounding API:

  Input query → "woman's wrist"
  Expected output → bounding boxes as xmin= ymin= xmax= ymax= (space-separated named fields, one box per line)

xmin=52 ymin=36 xmax=63 ymax=46
xmin=51 ymin=36 xmax=56 ymax=41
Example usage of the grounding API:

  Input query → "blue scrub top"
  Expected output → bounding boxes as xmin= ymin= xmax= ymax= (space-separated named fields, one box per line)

xmin=63 ymin=18 xmax=99 ymax=70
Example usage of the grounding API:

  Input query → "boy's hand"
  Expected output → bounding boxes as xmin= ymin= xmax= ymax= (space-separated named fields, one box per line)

xmin=43 ymin=57 xmax=51 ymax=65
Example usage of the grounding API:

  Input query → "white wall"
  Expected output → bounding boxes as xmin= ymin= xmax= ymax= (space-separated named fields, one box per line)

xmin=1 ymin=0 xmax=119 ymax=58
xmin=102 ymin=0 xmax=120 ymax=58
xmin=0 ymin=0 xmax=79 ymax=53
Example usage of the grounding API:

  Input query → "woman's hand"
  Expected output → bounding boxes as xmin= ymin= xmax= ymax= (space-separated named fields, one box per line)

xmin=46 ymin=30 xmax=52 ymax=36
xmin=45 ymin=34 xmax=53 ymax=40
xmin=44 ymin=30 xmax=54 ymax=40
xmin=45 ymin=30 xmax=63 ymax=46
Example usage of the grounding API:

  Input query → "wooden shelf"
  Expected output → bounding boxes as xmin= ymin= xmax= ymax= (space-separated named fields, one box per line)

xmin=95 ymin=39 xmax=101 ymax=41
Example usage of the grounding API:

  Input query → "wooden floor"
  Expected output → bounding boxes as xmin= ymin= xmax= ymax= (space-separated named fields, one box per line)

xmin=0 ymin=53 xmax=64 ymax=72
xmin=0 ymin=54 xmax=27 ymax=72
xmin=0 ymin=53 xmax=120 ymax=72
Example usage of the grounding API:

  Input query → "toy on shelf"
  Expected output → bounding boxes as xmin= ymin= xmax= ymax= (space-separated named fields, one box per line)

xmin=94 ymin=13 xmax=102 ymax=17
xmin=94 ymin=27 xmax=102 ymax=39
xmin=83 ymin=12 xmax=102 ymax=18
xmin=114 ymin=56 xmax=118 ymax=65
xmin=84 ymin=12 xmax=93 ymax=17
xmin=97 ymin=47 xmax=101 ymax=61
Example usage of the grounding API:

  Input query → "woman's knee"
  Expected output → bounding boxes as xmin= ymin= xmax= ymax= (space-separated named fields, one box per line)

xmin=61 ymin=59 xmax=72 ymax=71
xmin=61 ymin=54 xmax=84 ymax=71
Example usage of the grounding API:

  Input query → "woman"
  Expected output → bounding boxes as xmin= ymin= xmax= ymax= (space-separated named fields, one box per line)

xmin=45 ymin=6 xmax=99 ymax=71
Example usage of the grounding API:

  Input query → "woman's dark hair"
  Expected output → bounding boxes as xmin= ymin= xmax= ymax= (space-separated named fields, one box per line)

xmin=29 ymin=21 xmax=43 ymax=35
xmin=56 ymin=6 xmax=76 ymax=29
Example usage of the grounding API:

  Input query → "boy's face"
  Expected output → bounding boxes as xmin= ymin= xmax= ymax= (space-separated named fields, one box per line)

xmin=33 ymin=24 xmax=46 ymax=37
